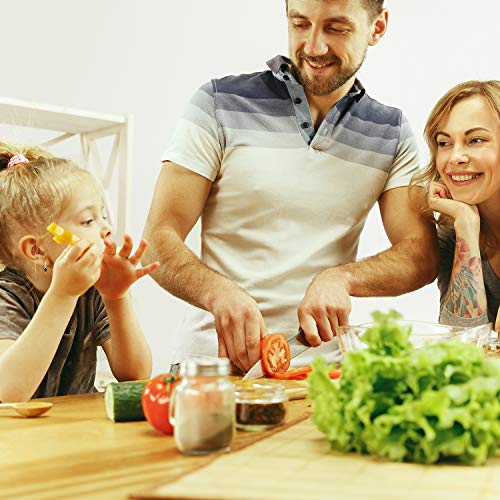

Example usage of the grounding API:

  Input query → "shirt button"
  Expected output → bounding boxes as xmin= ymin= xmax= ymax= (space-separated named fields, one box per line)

xmin=283 ymin=75 xmax=290 ymax=81
xmin=294 ymin=97 xmax=302 ymax=104
xmin=280 ymin=63 xmax=288 ymax=72
xmin=301 ymin=122 xmax=309 ymax=129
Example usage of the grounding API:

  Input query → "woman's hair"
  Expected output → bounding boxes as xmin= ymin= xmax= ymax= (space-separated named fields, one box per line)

xmin=411 ymin=80 xmax=500 ymax=227
xmin=0 ymin=142 xmax=99 ymax=269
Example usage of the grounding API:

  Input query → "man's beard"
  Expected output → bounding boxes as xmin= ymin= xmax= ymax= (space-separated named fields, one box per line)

xmin=291 ymin=50 xmax=366 ymax=96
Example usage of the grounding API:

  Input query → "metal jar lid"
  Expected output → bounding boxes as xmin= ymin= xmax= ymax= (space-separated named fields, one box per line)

xmin=180 ymin=358 xmax=231 ymax=376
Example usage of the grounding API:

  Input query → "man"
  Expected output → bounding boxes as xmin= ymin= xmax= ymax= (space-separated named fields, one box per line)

xmin=143 ymin=0 xmax=439 ymax=372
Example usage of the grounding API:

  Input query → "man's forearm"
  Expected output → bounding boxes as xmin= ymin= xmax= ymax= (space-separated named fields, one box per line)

xmin=143 ymin=226 xmax=235 ymax=311
xmin=325 ymin=236 xmax=439 ymax=297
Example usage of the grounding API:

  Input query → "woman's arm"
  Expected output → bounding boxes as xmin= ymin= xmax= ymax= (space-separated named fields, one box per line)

xmin=429 ymin=181 xmax=488 ymax=325
xmin=443 ymin=217 xmax=487 ymax=318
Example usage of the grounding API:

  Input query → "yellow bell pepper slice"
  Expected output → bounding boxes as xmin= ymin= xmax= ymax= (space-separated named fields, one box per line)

xmin=47 ymin=223 xmax=80 ymax=245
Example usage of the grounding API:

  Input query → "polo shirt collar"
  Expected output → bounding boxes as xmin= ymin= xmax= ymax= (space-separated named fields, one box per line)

xmin=266 ymin=54 xmax=365 ymax=100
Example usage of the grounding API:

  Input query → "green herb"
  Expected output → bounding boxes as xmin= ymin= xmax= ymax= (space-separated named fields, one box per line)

xmin=308 ymin=310 xmax=500 ymax=465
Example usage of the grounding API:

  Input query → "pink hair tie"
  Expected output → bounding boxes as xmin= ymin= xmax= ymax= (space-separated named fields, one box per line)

xmin=7 ymin=154 xmax=29 ymax=168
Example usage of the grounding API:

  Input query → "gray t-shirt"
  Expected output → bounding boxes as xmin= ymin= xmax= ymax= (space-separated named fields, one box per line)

xmin=438 ymin=227 xmax=500 ymax=327
xmin=0 ymin=267 xmax=110 ymax=398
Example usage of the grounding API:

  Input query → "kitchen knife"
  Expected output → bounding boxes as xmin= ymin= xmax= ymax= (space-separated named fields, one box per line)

xmin=242 ymin=329 xmax=311 ymax=382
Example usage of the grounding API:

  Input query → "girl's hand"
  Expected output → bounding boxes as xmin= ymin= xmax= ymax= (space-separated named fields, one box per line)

xmin=51 ymin=240 xmax=102 ymax=298
xmin=95 ymin=234 xmax=159 ymax=301
xmin=428 ymin=180 xmax=480 ymax=225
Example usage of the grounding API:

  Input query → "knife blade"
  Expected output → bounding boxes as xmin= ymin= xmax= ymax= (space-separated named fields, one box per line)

xmin=242 ymin=329 xmax=312 ymax=382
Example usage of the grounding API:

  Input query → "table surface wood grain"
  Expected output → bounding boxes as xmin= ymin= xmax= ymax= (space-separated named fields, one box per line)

xmin=2 ymin=388 xmax=499 ymax=500
xmin=0 ymin=391 xmax=311 ymax=500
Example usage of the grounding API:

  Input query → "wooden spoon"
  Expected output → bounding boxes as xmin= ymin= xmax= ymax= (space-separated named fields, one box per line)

xmin=0 ymin=401 xmax=53 ymax=417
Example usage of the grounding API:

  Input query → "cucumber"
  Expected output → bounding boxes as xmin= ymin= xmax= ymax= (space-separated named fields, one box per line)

xmin=104 ymin=380 xmax=148 ymax=422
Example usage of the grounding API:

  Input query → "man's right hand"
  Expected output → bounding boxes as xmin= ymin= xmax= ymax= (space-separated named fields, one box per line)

xmin=208 ymin=286 xmax=267 ymax=372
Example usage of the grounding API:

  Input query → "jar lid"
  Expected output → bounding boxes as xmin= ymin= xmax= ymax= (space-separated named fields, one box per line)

xmin=234 ymin=380 xmax=288 ymax=404
xmin=180 ymin=358 xmax=230 ymax=376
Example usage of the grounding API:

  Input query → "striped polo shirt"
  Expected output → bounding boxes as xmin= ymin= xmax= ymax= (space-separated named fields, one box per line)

xmin=163 ymin=54 xmax=420 ymax=358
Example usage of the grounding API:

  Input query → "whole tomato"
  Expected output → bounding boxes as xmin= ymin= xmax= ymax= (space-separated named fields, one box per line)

xmin=141 ymin=374 xmax=180 ymax=434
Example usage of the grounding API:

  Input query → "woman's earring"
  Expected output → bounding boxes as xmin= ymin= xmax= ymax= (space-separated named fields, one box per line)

xmin=43 ymin=261 xmax=48 ymax=272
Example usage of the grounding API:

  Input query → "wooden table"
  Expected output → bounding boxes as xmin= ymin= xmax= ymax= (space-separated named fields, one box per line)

xmin=1 ymin=392 xmax=499 ymax=500
xmin=0 ymin=392 xmax=311 ymax=500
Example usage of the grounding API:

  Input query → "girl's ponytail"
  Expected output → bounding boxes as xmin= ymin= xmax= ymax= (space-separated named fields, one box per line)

xmin=0 ymin=142 xmax=53 ymax=171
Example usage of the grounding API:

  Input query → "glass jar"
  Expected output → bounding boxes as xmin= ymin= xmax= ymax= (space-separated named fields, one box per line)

xmin=234 ymin=381 xmax=288 ymax=431
xmin=168 ymin=358 xmax=235 ymax=455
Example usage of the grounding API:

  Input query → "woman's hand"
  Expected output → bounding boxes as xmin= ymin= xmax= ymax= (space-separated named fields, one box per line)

xmin=496 ymin=306 xmax=500 ymax=334
xmin=428 ymin=180 xmax=480 ymax=222
xmin=95 ymin=235 xmax=159 ymax=301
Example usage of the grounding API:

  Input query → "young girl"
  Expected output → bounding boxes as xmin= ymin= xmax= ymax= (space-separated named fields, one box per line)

xmin=0 ymin=142 xmax=159 ymax=402
xmin=414 ymin=81 xmax=499 ymax=333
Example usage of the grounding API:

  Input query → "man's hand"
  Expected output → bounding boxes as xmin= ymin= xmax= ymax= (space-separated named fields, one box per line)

xmin=495 ymin=306 xmax=500 ymax=334
xmin=95 ymin=235 xmax=159 ymax=301
xmin=209 ymin=286 xmax=268 ymax=373
xmin=297 ymin=268 xmax=351 ymax=347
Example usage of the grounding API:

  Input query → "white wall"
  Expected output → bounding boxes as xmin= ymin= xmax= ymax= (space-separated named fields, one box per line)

xmin=1 ymin=0 xmax=498 ymax=374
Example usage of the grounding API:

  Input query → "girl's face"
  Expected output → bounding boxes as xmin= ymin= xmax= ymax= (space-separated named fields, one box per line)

xmin=45 ymin=181 xmax=111 ymax=261
xmin=435 ymin=95 xmax=500 ymax=207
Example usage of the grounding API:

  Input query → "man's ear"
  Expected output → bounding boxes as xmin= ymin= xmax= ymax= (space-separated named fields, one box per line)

xmin=18 ymin=235 xmax=47 ymax=265
xmin=369 ymin=9 xmax=388 ymax=46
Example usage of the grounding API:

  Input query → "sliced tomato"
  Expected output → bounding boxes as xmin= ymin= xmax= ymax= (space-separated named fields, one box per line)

xmin=272 ymin=366 xmax=312 ymax=380
xmin=261 ymin=333 xmax=290 ymax=376
xmin=270 ymin=365 xmax=341 ymax=381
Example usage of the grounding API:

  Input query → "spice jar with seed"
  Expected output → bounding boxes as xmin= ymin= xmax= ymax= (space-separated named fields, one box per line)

xmin=169 ymin=358 xmax=235 ymax=455
xmin=234 ymin=381 xmax=288 ymax=431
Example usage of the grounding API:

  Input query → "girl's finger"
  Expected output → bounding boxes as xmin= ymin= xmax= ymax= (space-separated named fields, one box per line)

xmin=103 ymin=238 xmax=117 ymax=256
xmin=70 ymin=240 xmax=94 ymax=262
xmin=118 ymin=234 xmax=133 ymax=259
xmin=134 ymin=261 xmax=159 ymax=279
xmin=129 ymin=240 xmax=148 ymax=266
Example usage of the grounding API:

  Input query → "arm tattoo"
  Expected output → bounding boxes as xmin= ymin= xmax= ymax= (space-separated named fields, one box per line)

xmin=444 ymin=236 xmax=486 ymax=318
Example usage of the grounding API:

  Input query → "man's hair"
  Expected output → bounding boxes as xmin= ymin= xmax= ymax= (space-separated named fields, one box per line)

xmin=285 ymin=0 xmax=385 ymax=21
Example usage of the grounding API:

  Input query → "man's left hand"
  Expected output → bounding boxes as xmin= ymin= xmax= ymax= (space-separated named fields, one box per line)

xmin=297 ymin=268 xmax=351 ymax=347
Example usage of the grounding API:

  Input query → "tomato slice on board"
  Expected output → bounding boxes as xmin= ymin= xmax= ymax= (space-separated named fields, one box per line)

xmin=270 ymin=365 xmax=341 ymax=381
xmin=261 ymin=333 xmax=290 ymax=376
xmin=271 ymin=366 xmax=312 ymax=380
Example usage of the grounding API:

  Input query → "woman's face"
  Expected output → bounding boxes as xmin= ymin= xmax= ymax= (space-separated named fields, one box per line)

xmin=435 ymin=95 xmax=500 ymax=207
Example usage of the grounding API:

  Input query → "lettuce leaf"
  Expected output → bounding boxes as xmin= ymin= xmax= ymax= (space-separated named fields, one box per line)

xmin=308 ymin=310 xmax=500 ymax=464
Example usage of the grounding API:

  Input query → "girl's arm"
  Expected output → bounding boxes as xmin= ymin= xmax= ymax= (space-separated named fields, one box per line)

xmin=101 ymin=294 xmax=152 ymax=381
xmin=0 ymin=291 xmax=78 ymax=402
xmin=95 ymin=235 xmax=158 ymax=381
xmin=0 ymin=241 xmax=102 ymax=402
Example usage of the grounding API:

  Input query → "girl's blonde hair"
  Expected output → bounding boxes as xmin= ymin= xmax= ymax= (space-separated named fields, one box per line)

xmin=411 ymin=80 xmax=500 ymax=227
xmin=0 ymin=142 xmax=99 ymax=269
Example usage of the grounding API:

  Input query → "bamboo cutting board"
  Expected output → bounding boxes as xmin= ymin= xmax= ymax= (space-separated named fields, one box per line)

xmin=132 ymin=417 xmax=500 ymax=500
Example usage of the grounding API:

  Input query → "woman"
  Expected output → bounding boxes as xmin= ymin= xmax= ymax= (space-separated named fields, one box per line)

xmin=415 ymin=80 xmax=499 ymax=332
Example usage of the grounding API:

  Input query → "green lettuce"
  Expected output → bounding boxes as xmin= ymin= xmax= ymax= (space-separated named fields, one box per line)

xmin=308 ymin=310 xmax=500 ymax=465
